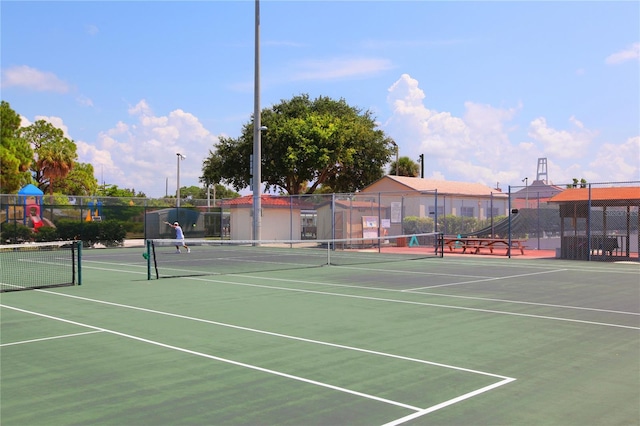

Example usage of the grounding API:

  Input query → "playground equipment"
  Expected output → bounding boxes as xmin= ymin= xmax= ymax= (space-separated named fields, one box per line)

xmin=85 ymin=200 xmax=103 ymax=222
xmin=11 ymin=184 xmax=56 ymax=232
xmin=26 ymin=202 xmax=44 ymax=231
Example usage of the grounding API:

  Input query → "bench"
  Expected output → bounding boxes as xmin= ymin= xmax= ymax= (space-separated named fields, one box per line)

xmin=590 ymin=236 xmax=619 ymax=256
xmin=444 ymin=237 xmax=526 ymax=256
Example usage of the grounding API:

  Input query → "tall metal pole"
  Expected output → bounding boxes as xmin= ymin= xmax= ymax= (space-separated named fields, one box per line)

xmin=252 ymin=0 xmax=262 ymax=241
xmin=176 ymin=153 xmax=185 ymax=208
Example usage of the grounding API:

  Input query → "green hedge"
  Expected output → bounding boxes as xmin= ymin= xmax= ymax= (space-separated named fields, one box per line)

xmin=1 ymin=220 xmax=127 ymax=247
xmin=402 ymin=216 xmax=435 ymax=234
xmin=56 ymin=219 xmax=127 ymax=247
xmin=1 ymin=223 xmax=34 ymax=244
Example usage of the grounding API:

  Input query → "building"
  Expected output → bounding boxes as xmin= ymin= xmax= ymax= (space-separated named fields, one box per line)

xmin=512 ymin=158 xmax=564 ymax=208
xmin=221 ymin=195 xmax=303 ymax=240
xmin=359 ymin=175 xmax=509 ymax=236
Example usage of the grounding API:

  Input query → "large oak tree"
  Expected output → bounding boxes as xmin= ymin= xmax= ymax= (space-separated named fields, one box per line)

xmin=201 ymin=94 xmax=396 ymax=195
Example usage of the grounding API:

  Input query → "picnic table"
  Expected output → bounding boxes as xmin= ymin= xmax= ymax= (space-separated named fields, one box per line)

xmin=443 ymin=236 xmax=526 ymax=256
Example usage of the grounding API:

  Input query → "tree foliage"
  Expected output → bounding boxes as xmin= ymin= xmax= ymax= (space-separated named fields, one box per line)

xmin=56 ymin=162 xmax=99 ymax=196
xmin=96 ymin=184 xmax=146 ymax=198
xmin=390 ymin=156 xmax=420 ymax=177
xmin=179 ymin=184 xmax=239 ymax=200
xmin=201 ymin=94 xmax=395 ymax=195
xmin=567 ymin=178 xmax=588 ymax=188
xmin=0 ymin=101 xmax=33 ymax=192
xmin=20 ymin=120 xmax=77 ymax=196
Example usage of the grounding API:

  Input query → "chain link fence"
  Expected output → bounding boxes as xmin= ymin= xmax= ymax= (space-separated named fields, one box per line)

xmin=2 ymin=181 xmax=638 ymax=261
xmin=509 ymin=181 xmax=639 ymax=261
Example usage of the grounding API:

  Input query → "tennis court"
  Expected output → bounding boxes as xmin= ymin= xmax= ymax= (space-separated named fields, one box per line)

xmin=1 ymin=244 xmax=639 ymax=425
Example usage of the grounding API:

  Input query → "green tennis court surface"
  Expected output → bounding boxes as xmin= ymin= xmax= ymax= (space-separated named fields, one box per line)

xmin=1 ymin=247 xmax=638 ymax=425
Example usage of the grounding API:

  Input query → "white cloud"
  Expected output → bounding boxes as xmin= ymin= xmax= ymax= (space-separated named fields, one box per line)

xmin=527 ymin=117 xmax=595 ymax=159
xmin=33 ymin=115 xmax=71 ymax=139
xmin=1 ymin=65 xmax=70 ymax=93
xmin=383 ymin=73 xmax=637 ymax=188
xmin=605 ymin=42 xmax=640 ymax=65
xmin=77 ymin=100 xmax=220 ymax=196
xmin=76 ymin=95 xmax=94 ymax=107
xmin=291 ymin=57 xmax=394 ymax=81
xmin=85 ymin=24 xmax=99 ymax=36
xmin=588 ymin=136 xmax=640 ymax=182
xmin=19 ymin=116 xmax=32 ymax=128
xmin=385 ymin=74 xmax=523 ymax=186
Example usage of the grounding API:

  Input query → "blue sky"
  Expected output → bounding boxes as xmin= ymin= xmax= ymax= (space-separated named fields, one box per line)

xmin=2 ymin=1 xmax=638 ymax=198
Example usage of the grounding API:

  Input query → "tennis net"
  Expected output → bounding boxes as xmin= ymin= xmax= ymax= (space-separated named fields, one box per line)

xmin=0 ymin=241 xmax=82 ymax=292
xmin=146 ymin=233 xmax=443 ymax=279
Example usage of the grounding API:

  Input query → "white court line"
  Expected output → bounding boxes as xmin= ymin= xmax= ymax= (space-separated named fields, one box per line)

xmin=47 ymin=263 xmax=640 ymax=329
xmin=12 ymin=290 xmax=512 ymax=380
xmin=84 ymin=260 xmax=638 ymax=317
xmin=0 ymin=304 xmax=437 ymax=413
xmin=0 ymin=330 xmax=103 ymax=347
xmin=382 ymin=377 xmax=515 ymax=426
xmin=225 ymin=274 xmax=640 ymax=316
xmin=183 ymin=276 xmax=640 ymax=330
xmin=453 ymin=261 xmax=640 ymax=274
xmin=404 ymin=268 xmax=568 ymax=290
xmin=339 ymin=259 xmax=640 ymax=275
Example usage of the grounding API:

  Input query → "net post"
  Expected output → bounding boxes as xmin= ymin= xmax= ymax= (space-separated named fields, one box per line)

xmin=146 ymin=239 xmax=151 ymax=280
xmin=152 ymin=240 xmax=159 ymax=279
xmin=77 ymin=241 xmax=82 ymax=285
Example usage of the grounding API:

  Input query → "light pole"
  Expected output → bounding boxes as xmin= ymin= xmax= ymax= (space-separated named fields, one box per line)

xmin=390 ymin=141 xmax=399 ymax=176
xmin=176 ymin=153 xmax=185 ymax=207
xmin=522 ymin=177 xmax=528 ymax=208
xmin=252 ymin=0 xmax=262 ymax=241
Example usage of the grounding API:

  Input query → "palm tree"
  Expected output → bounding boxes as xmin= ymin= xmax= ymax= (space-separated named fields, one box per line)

xmin=21 ymin=120 xmax=78 ymax=200
xmin=38 ymin=139 xmax=77 ymax=199
xmin=390 ymin=156 xmax=420 ymax=177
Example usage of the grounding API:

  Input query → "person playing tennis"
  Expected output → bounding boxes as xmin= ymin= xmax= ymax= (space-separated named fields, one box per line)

xmin=165 ymin=221 xmax=190 ymax=253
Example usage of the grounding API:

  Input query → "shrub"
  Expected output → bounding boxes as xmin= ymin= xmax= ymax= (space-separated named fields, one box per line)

xmin=402 ymin=216 xmax=434 ymax=234
xmin=97 ymin=220 xmax=127 ymax=247
xmin=1 ymin=223 xmax=34 ymax=244
xmin=33 ymin=226 xmax=59 ymax=242
xmin=55 ymin=219 xmax=126 ymax=247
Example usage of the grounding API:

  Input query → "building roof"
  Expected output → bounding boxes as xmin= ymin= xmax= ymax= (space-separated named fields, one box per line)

xmin=316 ymin=199 xmax=382 ymax=209
xmin=362 ymin=176 xmax=507 ymax=197
xmin=512 ymin=179 xmax=564 ymax=199
xmin=18 ymin=184 xmax=44 ymax=196
xmin=220 ymin=194 xmax=303 ymax=208
xmin=548 ymin=186 xmax=640 ymax=205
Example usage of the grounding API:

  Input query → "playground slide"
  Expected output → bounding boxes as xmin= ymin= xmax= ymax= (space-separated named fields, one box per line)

xmin=30 ymin=214 xmax=44 ymax=230
xmin=30 ymin=215 xmax=55 ymax=228
xmin=41 ymin=217 xmax=55 ymax=227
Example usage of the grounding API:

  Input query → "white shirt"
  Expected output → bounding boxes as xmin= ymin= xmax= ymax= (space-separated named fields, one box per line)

xmin=175 ymin=225 xmax=185 ymax=239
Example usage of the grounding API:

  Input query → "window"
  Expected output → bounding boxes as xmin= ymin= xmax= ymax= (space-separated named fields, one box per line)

xmin=460 ymin=206 xmax=474 ymax=217
xmin=429 ymin=206 xmax=444 ymax=216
